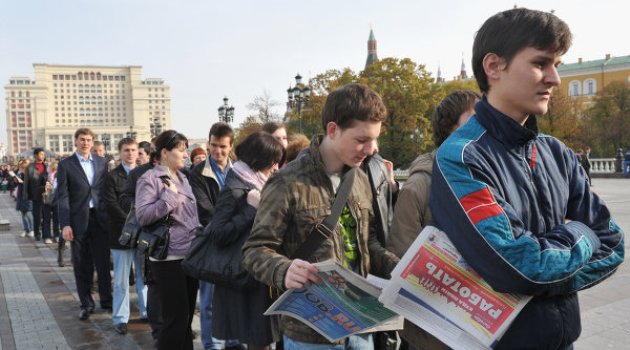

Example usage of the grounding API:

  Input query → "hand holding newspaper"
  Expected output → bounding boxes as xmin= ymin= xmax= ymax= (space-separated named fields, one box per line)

xmin=264 ymin=260 xmax=403 ymax=343
xmin=379 ymin=226 xmax=531 ymax=350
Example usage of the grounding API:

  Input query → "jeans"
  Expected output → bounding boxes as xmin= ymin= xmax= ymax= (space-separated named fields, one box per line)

xmin=283 ymin=334 xmax=373 ymax=350
xmin=112 ymin=249 xmax=147 ymax=324
xmin=42 ymin=204 xmax=60 ymax=240
xmin=199 ymin=281 xmax=241 ymax=349
xmin=21 ymin=210 xmax=33 ymax=232
xmin=624 ymin=160 xmax=630 ymax=176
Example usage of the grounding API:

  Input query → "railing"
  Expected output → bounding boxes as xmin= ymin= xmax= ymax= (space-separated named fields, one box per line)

xmin=393 ymin=158 xmax=617 ymax=180
xmin=590 ymin=158 xmax=616 ymax=173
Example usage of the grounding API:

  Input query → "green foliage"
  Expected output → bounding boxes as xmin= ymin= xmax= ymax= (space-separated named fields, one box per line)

xmin=359 ymin=58 xmax=440 ymax=168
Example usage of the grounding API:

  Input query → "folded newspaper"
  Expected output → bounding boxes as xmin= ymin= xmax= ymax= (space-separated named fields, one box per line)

xmin=264 ymin=260 xmax=403 ymax=343
xmin=379 ymin=226 xmax=531 ymax=350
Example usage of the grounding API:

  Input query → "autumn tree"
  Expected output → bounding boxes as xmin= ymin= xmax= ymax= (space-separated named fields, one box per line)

xmin=286 ymin=68 xmax=358 ymax=138
xmin=247 ymin=90 xmax=282 ymax=123
xmin=538 ymin=91 xmax=581 ymax=149
xmin=359 ymin=58 xmax=440 ymax=168
xmin=585 ymin=81 xmax=630 ymax=157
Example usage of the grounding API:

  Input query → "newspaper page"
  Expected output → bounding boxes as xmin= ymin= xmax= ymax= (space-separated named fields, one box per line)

xmin=379 ymin=226 xmax=531 ymax=350
xmin=264 ymin=260 xmax=402 ymax=343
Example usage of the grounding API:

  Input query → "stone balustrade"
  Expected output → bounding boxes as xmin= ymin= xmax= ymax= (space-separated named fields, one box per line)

xmin=393 ymin=158 xmax=618 ymax=180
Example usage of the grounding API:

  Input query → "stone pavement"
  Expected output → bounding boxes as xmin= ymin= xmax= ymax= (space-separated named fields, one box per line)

xmin=0 ymin=178 xmax=627 ymax=349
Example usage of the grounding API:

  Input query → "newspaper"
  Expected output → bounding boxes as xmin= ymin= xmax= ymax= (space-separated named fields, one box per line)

xmin=379 ymin=226 xmax=531 ymax=350
xmin=264 ymin=260 xmax=403 ymax=343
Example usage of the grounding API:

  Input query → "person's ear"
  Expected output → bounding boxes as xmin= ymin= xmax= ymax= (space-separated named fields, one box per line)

xmin=483 ymin=53 xmax=505 ymax=82
xmin=325 ymin=122 xmax=338 ymax=139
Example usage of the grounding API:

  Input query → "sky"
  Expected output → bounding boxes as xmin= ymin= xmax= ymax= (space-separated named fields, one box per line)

xmin=1 ymin=0 xmax=628 ymax=143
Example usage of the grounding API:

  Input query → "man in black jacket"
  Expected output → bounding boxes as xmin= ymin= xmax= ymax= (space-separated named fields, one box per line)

xmin=102 ymin=138 xmax=147 ymax=335
xmin=23 ymin=147 xmax=47 ymax=241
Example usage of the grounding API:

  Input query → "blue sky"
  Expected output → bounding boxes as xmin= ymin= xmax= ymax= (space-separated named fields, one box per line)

xmin=1 ymin=0 xmax=627 ymax=143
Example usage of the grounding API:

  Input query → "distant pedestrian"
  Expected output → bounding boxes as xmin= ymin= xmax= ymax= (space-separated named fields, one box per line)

xmin=582 ymin=146 xmax=592 ymax=185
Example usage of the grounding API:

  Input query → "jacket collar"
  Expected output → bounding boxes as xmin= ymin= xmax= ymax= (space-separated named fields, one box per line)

xmin=200 ymin=157 xmax=232 ymax=181
xmin=308 ymin=134 xmax=351 ymax=175
xmin=474 ymin=97 xmax=538 ymax=148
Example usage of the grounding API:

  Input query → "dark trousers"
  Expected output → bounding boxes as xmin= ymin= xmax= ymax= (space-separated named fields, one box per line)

xmin=32 ymin=199 xmax=43 ymax=237
xmin=42 ymin=204 xmax=60 ymax=240
xmin=70 ymin=211 xmax=112 ymax=309
xmin=150 ymin=260 xmax=198 ymax=350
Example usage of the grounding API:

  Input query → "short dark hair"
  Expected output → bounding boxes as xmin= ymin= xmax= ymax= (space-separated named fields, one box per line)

xmin=154 ymin=130 xmax=188 ymax=161
xmin=432 ymin=90 xmax=480 ymax=147
xmin=138 ymin=141 xmax=152 ymax=154
xmin=117 ymin=137 xmax=137 ymax=151
xmin=74 ymin=128 xmax=94 ymax=140
xmin=261 ymin=121 xmax=285 ymax=134
xmin=235 ymin=132 xmax=286 ymax=171
xmin=33 ymin=147 xmax=45 ymax=157
xmin=322 ymin=83 xmax=387 ymax=131
xmin=472 ymin=8 xmax=572 ymax=93
xmin=209 ymin=122 xmax=234 ymax=144
xmin=92 ymin=140 xmax=103 ymax=148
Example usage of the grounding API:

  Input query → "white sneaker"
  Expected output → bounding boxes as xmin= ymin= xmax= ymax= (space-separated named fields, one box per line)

xmin=19 ymin=231 xmax=27 ymax=237
xmin=26 ymin=231 xmax=34 ymax=238
xmin=44 ymin=238 xmax=53 ymax=244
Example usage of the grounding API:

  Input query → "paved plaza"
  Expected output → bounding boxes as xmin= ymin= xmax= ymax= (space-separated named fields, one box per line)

xmin=0 ymin=178 xmax=627 ymax=349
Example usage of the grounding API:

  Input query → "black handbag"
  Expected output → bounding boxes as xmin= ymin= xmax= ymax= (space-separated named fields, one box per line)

xmin=118 ymin=204 xmax=141 ymax=248
xmin=182 ymin=222 xmax=258 ymax=290
xmin=136 ymin=175 xmax=173 ymax=260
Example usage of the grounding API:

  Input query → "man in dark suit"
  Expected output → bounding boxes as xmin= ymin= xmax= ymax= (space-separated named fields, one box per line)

xmin=56 ymin=128 xmax=112 ymax=320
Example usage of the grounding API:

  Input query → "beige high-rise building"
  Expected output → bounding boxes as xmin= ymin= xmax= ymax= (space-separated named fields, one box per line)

xmin=4 ymin=64 xmax=171 ymax=156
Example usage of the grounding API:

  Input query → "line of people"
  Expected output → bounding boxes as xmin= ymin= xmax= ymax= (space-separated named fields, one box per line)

xmin=10 ymin=7 xmax=625 ymax=350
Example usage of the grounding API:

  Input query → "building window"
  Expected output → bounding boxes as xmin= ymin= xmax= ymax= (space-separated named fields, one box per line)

xmin=583 ymin=79 xmax=596 ymax=96
xmin=569 ymin=80 xmax=581 ymax=97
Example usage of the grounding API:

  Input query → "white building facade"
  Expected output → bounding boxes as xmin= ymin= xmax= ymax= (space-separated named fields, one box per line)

xmin=5 ymin=64 xmax=171 ymax=156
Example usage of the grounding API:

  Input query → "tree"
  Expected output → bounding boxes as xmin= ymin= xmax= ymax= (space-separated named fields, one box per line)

xmin=287 ymin=68 xmax=358 ymax=138
xmin=538 ymin=91 xmax=582 ymax=149
xmin=586 ymin=81 xmax=630 ymax=157
xmin=247 ymin=90 xmax=281 ymax=123
xmin=359 ymin=58 xmax=440 ymax=168
xmin=235 ymin=115 xmax=262 ymax=146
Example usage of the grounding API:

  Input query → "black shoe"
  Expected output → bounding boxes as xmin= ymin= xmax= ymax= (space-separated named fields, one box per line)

xmin=114 ymin=323 xmax=128 ymax=335
xmin=101 ymin=303 xmax=113 ymax=312
xmin=79 ymin=308 xmax=90 ymax=320
xmin=139 ymin=316 xmax=149 ymax=323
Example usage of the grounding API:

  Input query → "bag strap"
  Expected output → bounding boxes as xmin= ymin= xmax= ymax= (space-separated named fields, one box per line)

xmin=291 ymin=168 xmax=356 ymax=260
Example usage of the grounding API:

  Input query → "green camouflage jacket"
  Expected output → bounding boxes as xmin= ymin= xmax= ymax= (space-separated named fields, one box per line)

xmin=242 ymin=135 xmax=399 ymax=344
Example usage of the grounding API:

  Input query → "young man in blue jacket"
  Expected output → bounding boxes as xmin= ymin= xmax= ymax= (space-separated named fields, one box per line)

xmin=430 ymin=8 xmax=624 ymax=349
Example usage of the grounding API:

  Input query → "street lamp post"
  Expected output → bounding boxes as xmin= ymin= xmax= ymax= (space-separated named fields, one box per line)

xmin=150 ymin=117 xmax=163 ymax=138
xmin=102 ymin=133 xmax=110 ymax=153
xmin=217 ymin=97 xmax=235 ymax=124
xmin=126 ymin=126 xmax=137 ymax=140
xmin=287 ymin=73 xmax=311 ymax=134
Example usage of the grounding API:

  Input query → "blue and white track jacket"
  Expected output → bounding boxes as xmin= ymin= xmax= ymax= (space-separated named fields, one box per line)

xmin=430 ymin=98 xmax=624 ymax=349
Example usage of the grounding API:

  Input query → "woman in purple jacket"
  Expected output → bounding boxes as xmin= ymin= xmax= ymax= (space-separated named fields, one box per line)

xmin=135 ymin=130 xmax=199 ymax=350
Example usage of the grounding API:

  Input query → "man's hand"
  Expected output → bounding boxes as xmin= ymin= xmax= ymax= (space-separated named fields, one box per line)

xmin=62 ymin=226 xmax=74 ymax=241
xmin=285 ymin=259 xmax=322 ymax=289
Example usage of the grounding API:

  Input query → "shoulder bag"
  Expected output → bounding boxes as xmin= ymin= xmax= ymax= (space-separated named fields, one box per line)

xmin=118 ymin=204 xmax=141 ymax=248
